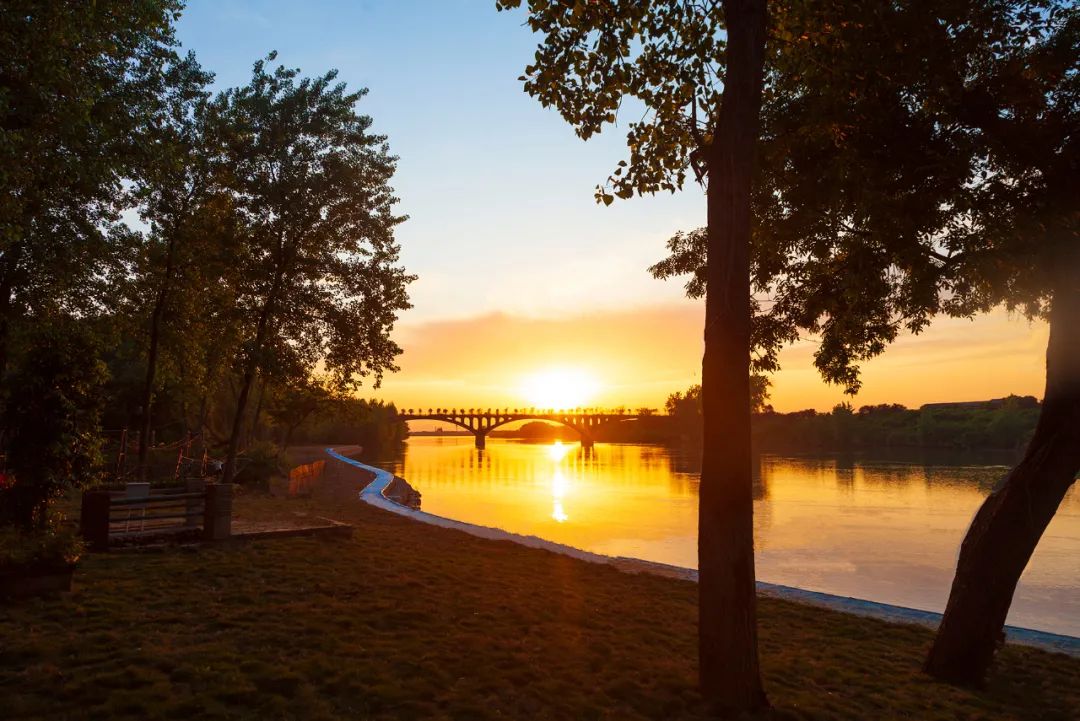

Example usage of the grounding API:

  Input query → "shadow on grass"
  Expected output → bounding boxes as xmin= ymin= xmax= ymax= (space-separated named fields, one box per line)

xmin=1 ymin=489 xmax=1076 ymax=720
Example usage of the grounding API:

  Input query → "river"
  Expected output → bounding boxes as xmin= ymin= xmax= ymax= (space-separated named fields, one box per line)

xmin=375 ymin=436 xmax=1079 ymax=637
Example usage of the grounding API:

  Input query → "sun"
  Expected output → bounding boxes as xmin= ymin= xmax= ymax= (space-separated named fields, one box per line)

xmin=520 ymin=367 xmax=600 ymax=411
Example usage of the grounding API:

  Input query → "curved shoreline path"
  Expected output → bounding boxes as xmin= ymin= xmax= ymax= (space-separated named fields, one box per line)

xmin=325 ymin=447 xmax=1080 ymax=658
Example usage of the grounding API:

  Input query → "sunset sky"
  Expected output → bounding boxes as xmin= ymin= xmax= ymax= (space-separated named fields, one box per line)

xmin=178 ymin=1 xmax=1048 ymax=412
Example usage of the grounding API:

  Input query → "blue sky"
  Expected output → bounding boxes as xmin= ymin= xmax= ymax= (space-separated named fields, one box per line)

xmin=177 ymin=0 xmax=704 ymax=323
xmin=174 ymin=1 xmax=1047 ymax=411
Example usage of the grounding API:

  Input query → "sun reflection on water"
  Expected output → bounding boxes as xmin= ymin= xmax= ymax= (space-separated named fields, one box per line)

xmin=549 ymin=442 xmax=571 ymax=522
xmin=546 ymin=440 xmax=570 ymax=461
xmin=391 ymin=437 xmax=1080 ymax=635
xmin=551 ymin=467 xmax=569 ymax=522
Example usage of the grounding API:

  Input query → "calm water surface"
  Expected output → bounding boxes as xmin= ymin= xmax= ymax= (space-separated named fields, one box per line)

xmin=381 ymin=437 xmax=1080 ymax=636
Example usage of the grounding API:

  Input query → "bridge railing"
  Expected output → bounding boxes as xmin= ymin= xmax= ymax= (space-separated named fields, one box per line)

xmin=396 ymin=408 xmax=658 ymax=417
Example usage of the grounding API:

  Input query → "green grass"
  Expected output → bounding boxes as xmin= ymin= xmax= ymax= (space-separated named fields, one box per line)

xmin=2 ymin=486 xmax=1077 ymax=720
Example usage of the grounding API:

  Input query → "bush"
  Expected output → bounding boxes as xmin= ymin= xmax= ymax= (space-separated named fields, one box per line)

xmin=233 ymin=441 xmax=288 ymax=491
xmin=0 ymin=519 xmax=83 ymax=572
xmin=0 ymin=322 xmax=108 ymax=531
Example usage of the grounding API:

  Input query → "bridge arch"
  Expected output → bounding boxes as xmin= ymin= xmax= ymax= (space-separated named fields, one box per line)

xmin=399 ymin=414 xmax=484 ymax=442
xmin=484 ymin=416 xmax=595 ymax=448
xmin=398 ymin=412 xmax=638 ymax=450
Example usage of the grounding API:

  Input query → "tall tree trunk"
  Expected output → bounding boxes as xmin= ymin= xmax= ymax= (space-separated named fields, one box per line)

xmin=222 ymin=352 xmax=260 ymax=484
xmin=249 ymin=371 xmax=268 ymax=446
xmin=195 ymin=342 xmax=224 ymax=451
xmin=222 ymin=362 xmax=258 ymax=484
xmin=698 ymin=0 xmax=769 ymax=715
xmin=137 ymin=235 xmax=178 ymax=481
xmin=0 ymin=267 xmax=14 ymax=383
xmin=925 ymin=251 xmax=1080 ymax=685
xmin=0 ymin=243 xmax=26 ymax=380
xmin=221 ymin=282 xmax=280 ymax=484
xmin=196 ymin=390 xmax=209 ymax=456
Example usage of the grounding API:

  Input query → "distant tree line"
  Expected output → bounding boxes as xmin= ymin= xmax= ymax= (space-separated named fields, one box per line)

xmin=539 ymin=389 xmax=1041 ymax=452
xmin=755 ymin=398 xmax=1040 ymax=452
xmin=283 ymin=398 xmax=406 ymax=455
xmin=663 ymin=386 xmax=1041 ymax=452
xmin=490 ymin=420 xmax=578 ymax=441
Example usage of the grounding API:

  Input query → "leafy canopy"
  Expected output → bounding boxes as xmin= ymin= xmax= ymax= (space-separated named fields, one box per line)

xmin=648 ymin=1 xmax=1078 ymax=392
xmin=1 ymin=322 xmax=108 ymax=531
xmin=0 ymin=0 xmax=184 ymax=320
xmin=215 ymin=54 xmax=415 ymax=392
xmin=500 ymin=1 xmax=1077 ymax=392
xmin=497 ymin=0 xmax=726 ymax=203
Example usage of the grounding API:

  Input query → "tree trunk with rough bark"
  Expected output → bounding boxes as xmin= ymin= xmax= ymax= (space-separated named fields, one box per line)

xmin=249 ymin=372 xmax=268 ymax=446
xmin=698 ymin=0 xmax=770 ymax=715
xmin=221 ymin=290 xmax=278 ymax=484
xmin=0 ymin=270 xmax=14 ymax=382
xmin=0 ymin=242 xmax=26 ymax=381
xmin=137 ymin=235 xmax=178 ymax=481
xmin=222 ymin=361 xmax=257 ymax=485
xmin=925 ymin=251 xmax=1080 ymax=685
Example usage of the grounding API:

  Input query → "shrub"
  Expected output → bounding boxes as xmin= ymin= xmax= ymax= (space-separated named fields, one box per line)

xmin=0 ymin=518 xmax=83 ymax=572
xmin=234 ymin=441 xmax=287 ymax=491
xmin=0 ymin=322 xmax=108 ymax=531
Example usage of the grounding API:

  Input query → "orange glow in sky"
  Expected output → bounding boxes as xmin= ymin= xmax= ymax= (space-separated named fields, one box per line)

xmin=370 ymin=305 xmax=1049 ymax=413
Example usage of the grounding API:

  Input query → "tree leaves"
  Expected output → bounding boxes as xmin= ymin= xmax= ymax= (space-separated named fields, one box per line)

xmin=1 ymin=320 xmax=108 ymax=530
xmin=0 ymin=0 xmax=184 ymax=367
xmin=216 ymin=55 xmax=415 ymax=394
xmin=649 ymin=0 xmax=1077 ymax=393
xmin=498 ymin=0 xmax=724 ymax=202
xmin=504 ymin=0 xmax=1077 ymax=393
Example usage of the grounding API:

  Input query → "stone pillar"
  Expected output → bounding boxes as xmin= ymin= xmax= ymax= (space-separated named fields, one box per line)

xmin=474 ymin=432 xmax=486 ymax=450
xmin=80 ymin=490 xmax=112 ymax=551
xmin=202 ymin=483 xmax=233 ymax=541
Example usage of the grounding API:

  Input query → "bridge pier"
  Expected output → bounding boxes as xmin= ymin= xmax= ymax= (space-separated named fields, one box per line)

xmin=474 ymin=432 xmax=486 ymax=450
xmin=580 ymin=436 xmax=594 ymax=449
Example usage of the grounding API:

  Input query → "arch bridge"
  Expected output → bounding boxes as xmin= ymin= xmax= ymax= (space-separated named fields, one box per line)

xmin=396 ymin=409 xmax=642 ymax=449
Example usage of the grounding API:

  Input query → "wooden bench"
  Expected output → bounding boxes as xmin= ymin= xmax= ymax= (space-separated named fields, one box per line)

xmin=80 ymin=481 xmax=233 ymax=550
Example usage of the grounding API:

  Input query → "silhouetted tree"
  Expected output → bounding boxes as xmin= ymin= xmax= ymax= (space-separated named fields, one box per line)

xmin=124 ymin=53 xmax=221 ymax=480
xmin=267 ymin=377 xmax=335 ymax=450
xmin=0 ymin=0 xmax=183 ymax=377
xmin=649 ymin=0 xmax=1077 ymax=685
xmin=499 ymin=0 xmax=769 ymax=711
xmin=666 ymin=385 xmax=703 ymax=441
xmin=215 ymin=55 xmax=414 ymax=484
xmin=0 ymin=321 xmax=107 ymax=530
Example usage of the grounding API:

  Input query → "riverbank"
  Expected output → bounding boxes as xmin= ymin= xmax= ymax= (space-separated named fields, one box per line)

xmin=335 ymin=449 xmax=1078 ymax=657
xmin=2 ymin=465 xmax=1077 ymax=719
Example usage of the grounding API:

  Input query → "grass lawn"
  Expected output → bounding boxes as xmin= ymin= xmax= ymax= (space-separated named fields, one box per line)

xmin=2 ymin=469 xmax=1078 ymax=720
